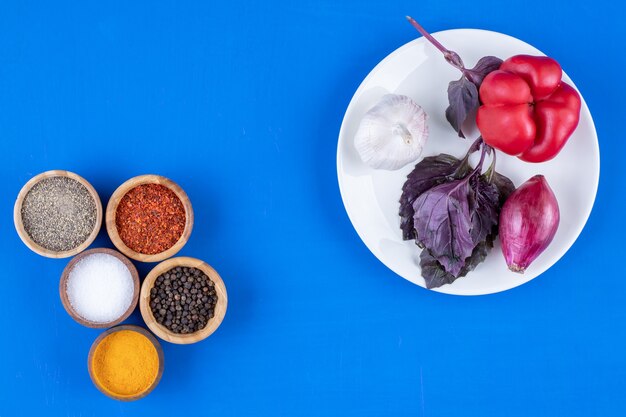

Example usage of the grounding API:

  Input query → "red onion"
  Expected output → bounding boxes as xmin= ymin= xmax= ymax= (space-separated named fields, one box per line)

xmin=499 ymin=175 xmax=560 ymax=273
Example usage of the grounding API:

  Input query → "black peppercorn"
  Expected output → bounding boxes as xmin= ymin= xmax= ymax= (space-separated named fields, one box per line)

xmin=149 ymin=266 xmax=218 ymax=334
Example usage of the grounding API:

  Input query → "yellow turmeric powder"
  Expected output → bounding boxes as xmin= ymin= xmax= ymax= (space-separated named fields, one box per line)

xmin=91 ymin=329 xmax=159 ymax=397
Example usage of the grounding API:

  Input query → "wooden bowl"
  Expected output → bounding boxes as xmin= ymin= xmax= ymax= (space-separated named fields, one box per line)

xmin=14 ymin=170 xmax=103 ymax=258
xmin=140 ymin=257 xmax=227 ymax=344
xmin=88 ymin=325 xmax=164 ymax=401
xmin=105 ymin=174 xmax=193 ymax=263
xmin=59 ymin=248 xmax=140 ymax=328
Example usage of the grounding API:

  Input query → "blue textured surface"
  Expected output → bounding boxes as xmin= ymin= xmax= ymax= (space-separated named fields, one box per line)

xmin=0 ymin=1 xmax=624 ymax=416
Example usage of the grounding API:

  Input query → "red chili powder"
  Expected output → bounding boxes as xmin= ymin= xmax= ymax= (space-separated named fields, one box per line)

xmin=115 ymin=184 xmax=186 ymax=255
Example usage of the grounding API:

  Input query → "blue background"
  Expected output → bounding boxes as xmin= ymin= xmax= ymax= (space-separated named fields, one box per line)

xmin=0 ymin=1 xmax=623 ymax=416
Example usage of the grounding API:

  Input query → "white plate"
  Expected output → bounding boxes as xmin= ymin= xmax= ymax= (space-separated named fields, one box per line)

xmin=337 ymin=29 xmax=600 ymax=295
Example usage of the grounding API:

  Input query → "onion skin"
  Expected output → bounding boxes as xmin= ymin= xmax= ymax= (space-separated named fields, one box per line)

xmin=499 ymin=175 xmax=560 ymax=273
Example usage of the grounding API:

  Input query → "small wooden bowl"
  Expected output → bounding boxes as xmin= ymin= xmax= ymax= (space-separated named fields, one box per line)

xmin=88 ymin=325 xmax=164 ymax=401
xmin=140 ymin=257 xmax=227 ymax=344
xmin=106 ymin=174 xmax=193 ymax=263
xmin=60 ymin=248 xmax=140 ymax=328
xmin=14 ymin=170 xmax=103 ymax=258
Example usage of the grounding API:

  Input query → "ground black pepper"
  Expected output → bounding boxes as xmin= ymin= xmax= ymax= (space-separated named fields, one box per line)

xmin=21 ymin=176 xmax=97 ymax=252
xmin=150 ymin=266 xmax=217 ymax=334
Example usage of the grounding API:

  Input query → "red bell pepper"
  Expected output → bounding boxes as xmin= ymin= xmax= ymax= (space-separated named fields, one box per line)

xmin=476 ymin=55 xmax=581 ymax=163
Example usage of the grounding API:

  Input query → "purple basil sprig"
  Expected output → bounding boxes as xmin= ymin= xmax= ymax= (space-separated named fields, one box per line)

xmin=406 ymin=16 xmax=502 ymax=138
xmin=399 ymin=139 xmax=515 ymax=288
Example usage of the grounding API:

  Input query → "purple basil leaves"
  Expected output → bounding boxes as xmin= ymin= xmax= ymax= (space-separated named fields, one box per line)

xmin=489 ymin=170 xmax=516 ymax=207
xmin=399 ymin=154 xmax=471 ymax=240
xmin=468 ymin=175 xmax=500 ymax=246
xmin=419 ymin=239 xmax=493 ymax=289
xmin=445 ymin=78 xmax=479 ymax=139
xmin=413 ymin=178 xmax=475 ymax=277
xmin=445 ymin=57 xmax=503 ymax=138
xmin=399 ymin=140 xmax=515 ymax=289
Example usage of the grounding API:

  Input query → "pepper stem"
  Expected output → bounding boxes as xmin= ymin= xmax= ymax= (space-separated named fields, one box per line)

xmin=406 ymin=16 xmax=465 ymax=71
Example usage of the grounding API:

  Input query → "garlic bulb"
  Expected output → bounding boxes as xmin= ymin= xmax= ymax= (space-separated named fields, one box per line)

xmin=354 ymin=94 xmax=429 ymax=170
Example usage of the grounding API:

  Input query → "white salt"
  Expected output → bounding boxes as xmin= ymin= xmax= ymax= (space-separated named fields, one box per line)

xmin=66 ymin=253 xmax=134 ymax=323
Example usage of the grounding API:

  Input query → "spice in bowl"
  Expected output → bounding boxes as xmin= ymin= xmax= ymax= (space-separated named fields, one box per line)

xmin=115 ymin=184 xmax=186 ymax=255
xmin=21 ymin=176 xmax=97 ymax=252
xmin=89 ymin=327 xmax=162 ymax=400
xmin=64 ymin=252 xmax=136 ymax=325
xmin=150 ymin=266 xmax=218 ymax=334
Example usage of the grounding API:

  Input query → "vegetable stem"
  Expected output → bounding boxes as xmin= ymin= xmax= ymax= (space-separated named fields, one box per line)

xmin=405 ymin=16 xmax=448 ymax=54
xmin=485 ymin=146 xmax=496 ymax=181
xmin=475 ymin=141 xmax=488 ymax=172
xmin=457 ymin=136 xmax=483 ymax=175
xmin=406 ymin=16 xmax=464 ymax=71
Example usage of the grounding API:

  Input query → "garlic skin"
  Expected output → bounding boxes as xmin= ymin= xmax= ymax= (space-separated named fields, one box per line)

xmin=354 ymin=94 xmax=429 ymax=170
